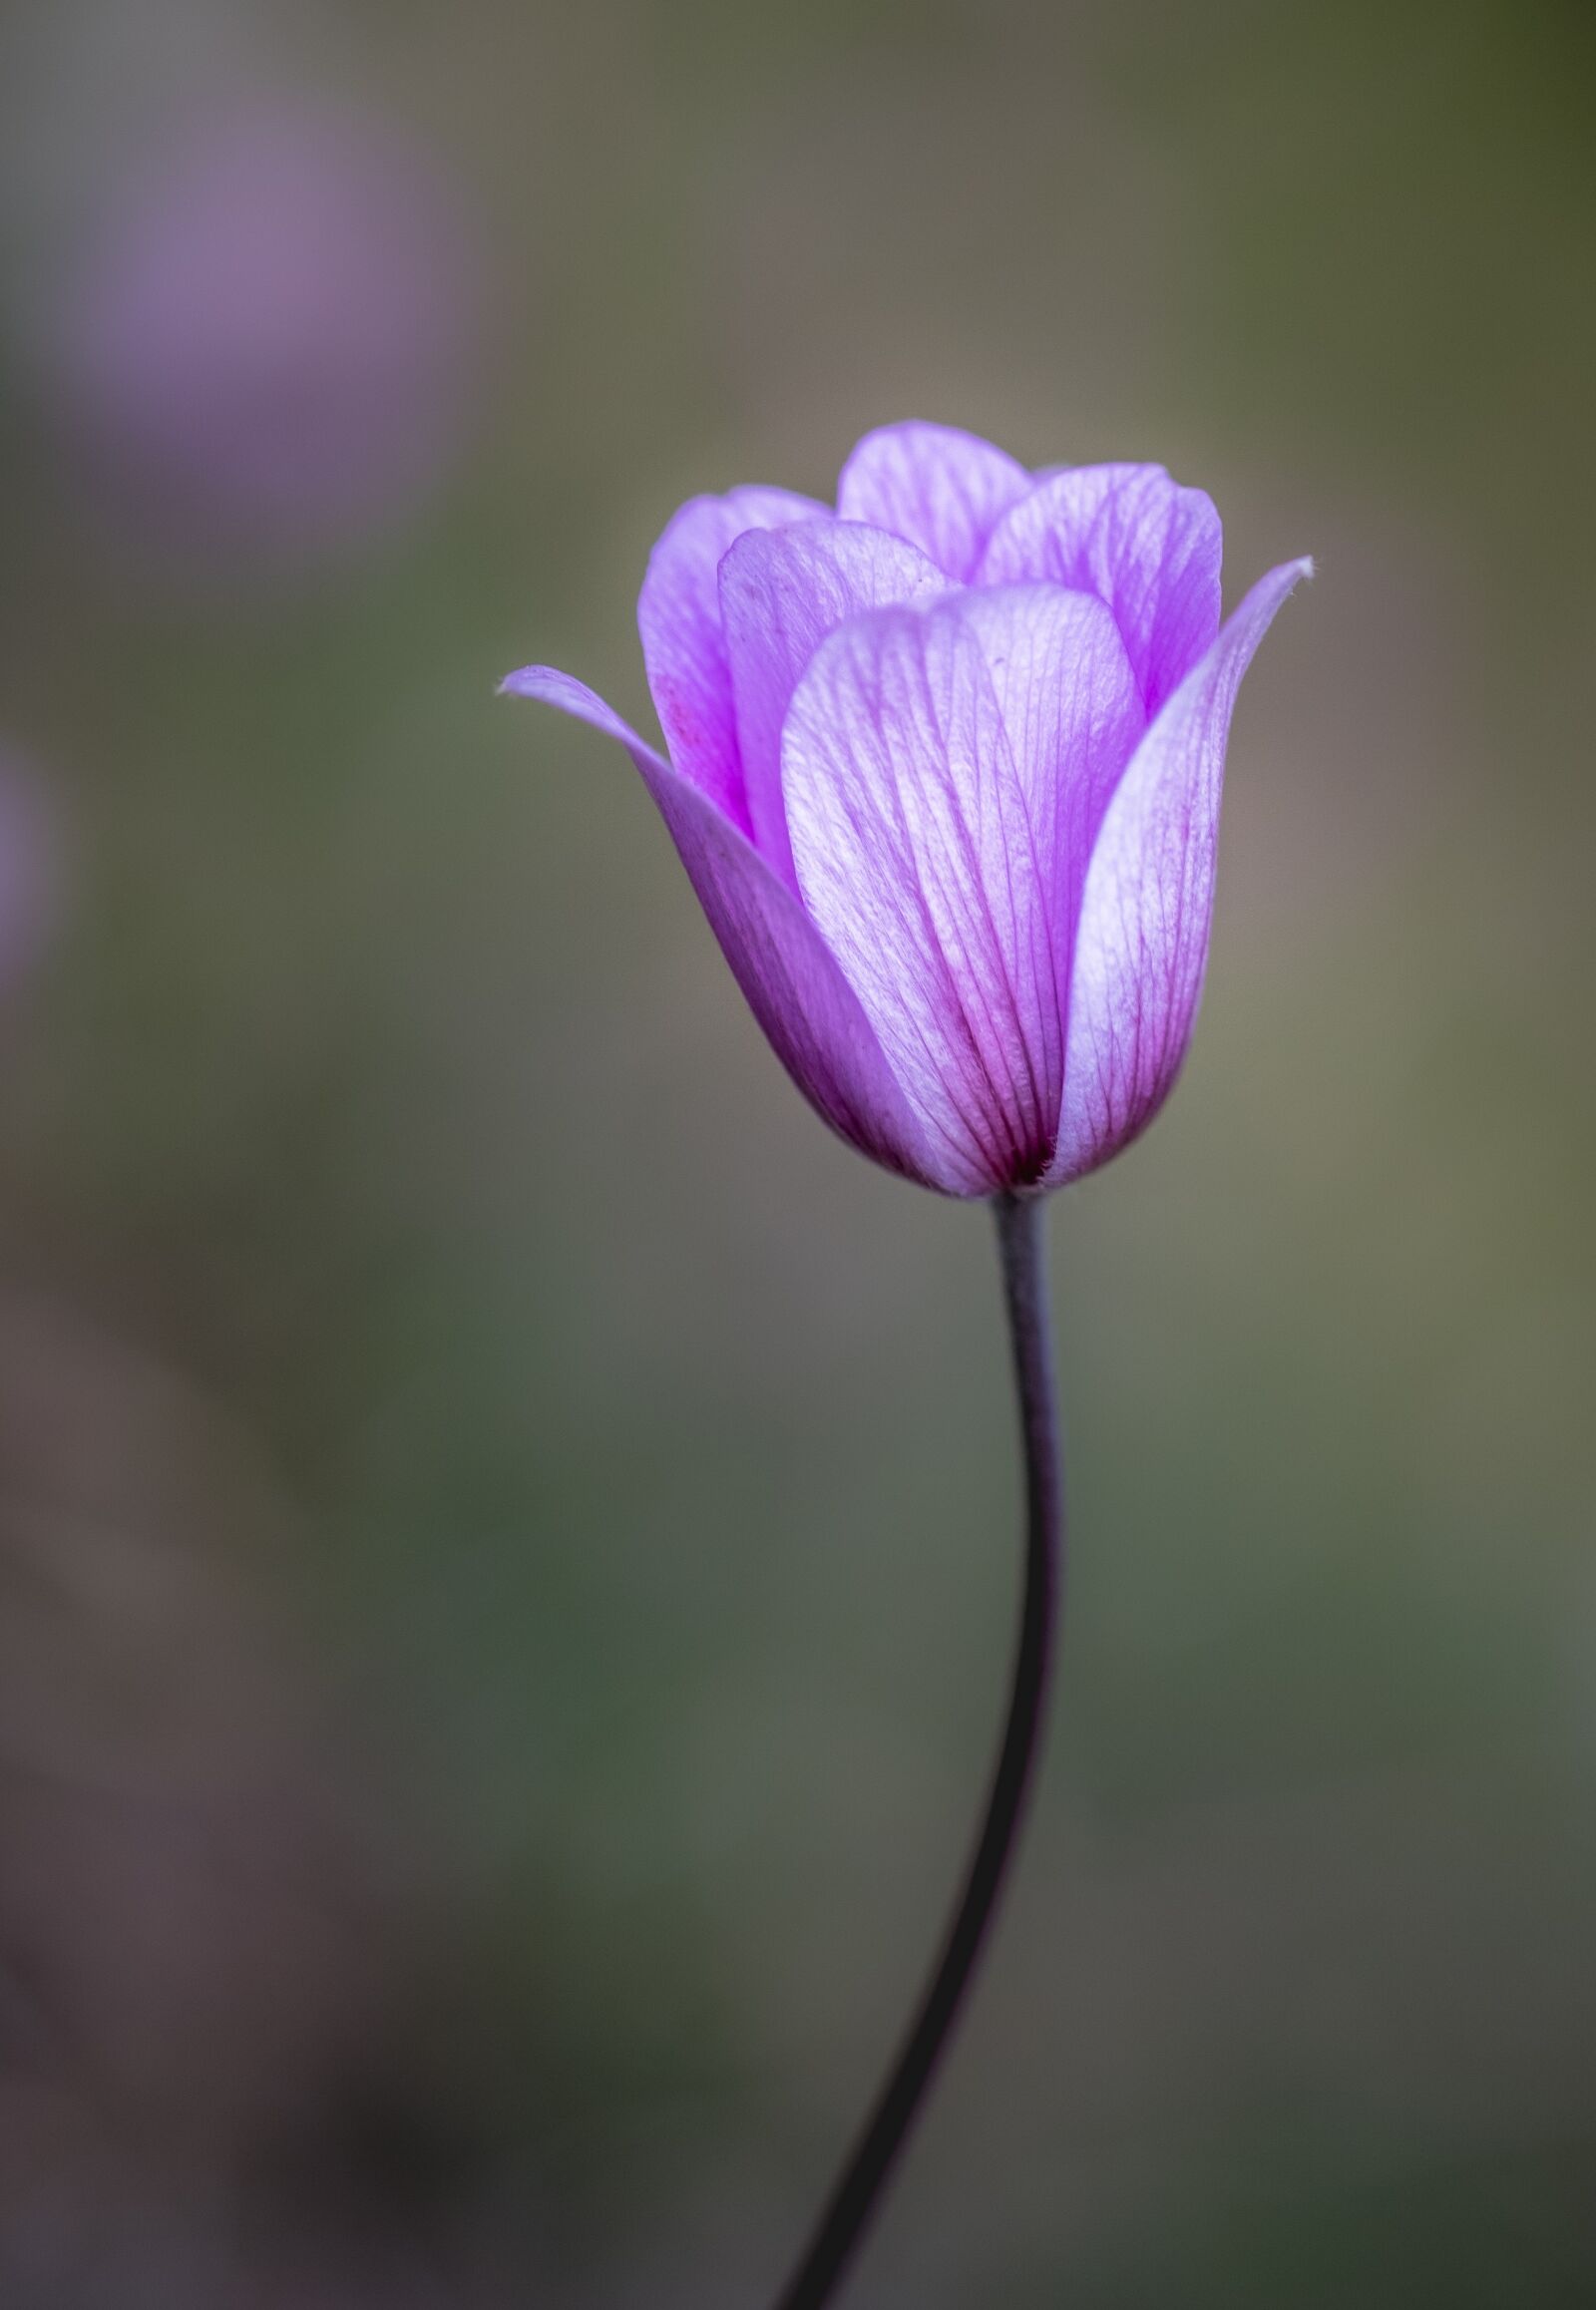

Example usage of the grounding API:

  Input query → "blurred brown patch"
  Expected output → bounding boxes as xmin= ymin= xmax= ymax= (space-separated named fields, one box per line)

xmin=0 ymin=1292 xmax=511 ymax=2307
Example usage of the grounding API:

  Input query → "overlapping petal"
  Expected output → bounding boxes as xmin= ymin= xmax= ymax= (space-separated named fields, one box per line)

xmin=837 ymin=422 xmax=1031 ymax=581
xmin=500 ymin=664 xmax=957 ymax=1189
xmin=1047 ymin=556 xmax=1313 ymax=1187
xmin=719 ymin=520 xmax=949 ymax=889
xmin=956 ymin=584 xmax=1145 ymax=965
xmin=979 ymin=464 xmax=1222 ymax=715
xmin=781 ymin=588 xmax=1141 ymax=1192
xmin=636 ymin=485 xmax=827 ymax=832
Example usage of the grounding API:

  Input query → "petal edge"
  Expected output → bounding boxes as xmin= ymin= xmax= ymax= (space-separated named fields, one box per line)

xmin=502 ymin=664 xmax=963 ymax=1190
xmin=837 ymin=423 xmax=1031 ymax=580
xmin=636 ymin=486 xmax=829 ymax=831
xmin=1047 ymin=556 xmax=1312 ymax=1186
xmin=719 ymin=520 xmax=950 ymax=889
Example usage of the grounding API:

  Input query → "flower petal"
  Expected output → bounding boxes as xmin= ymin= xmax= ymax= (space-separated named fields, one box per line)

xmin=956 ymin=582 xmax=1145 ymax=952
xmin=719 ymin=520 xmax=949 ymax=890
xmin=1048 ymin=557 xmax=1313 ymax=1186
xmin=837 ymin=422 xmax=1031 ymax=580
xmin=637 ymin=485 xmax=827 ymax=832
xmin=501 ymin=664 xmax=955 ymax=1189
xmin=781 ymin=590 xmax=1137 ymax=1191
xmin=978 ymin=464 xmax=1223 ymax=714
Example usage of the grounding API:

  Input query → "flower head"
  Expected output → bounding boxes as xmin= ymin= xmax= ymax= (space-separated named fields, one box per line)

xmin=506 ymin=423 xmax=1308 ymax=1195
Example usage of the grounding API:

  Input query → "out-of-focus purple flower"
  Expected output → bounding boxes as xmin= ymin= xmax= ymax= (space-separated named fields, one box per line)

xmin=54 ymin=104 xmax=480 ymax=565
xmin=507 ymin=424 xmax=1309 ymax=1196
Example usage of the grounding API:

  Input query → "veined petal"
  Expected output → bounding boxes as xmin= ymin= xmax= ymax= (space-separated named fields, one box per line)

xmin=501 ymin=664 xmax=960 ymax=1190
xmin=1048 ymin=557 xmax=1312 ymax=1187
xmin=637 ymin=485 xmax=827 ymax=832
xmin=957 ymin=583 xmax=1144 ymax=957
xmin=781 ymin=592 xmax=1136 ymax=1191
xmin=979 ymin=464 xmax=1223 ymax=715
xmin=837 ymin=422 xmax=1031 ymax=581
xmin=719 ymin=520 xmax=949 ymax=890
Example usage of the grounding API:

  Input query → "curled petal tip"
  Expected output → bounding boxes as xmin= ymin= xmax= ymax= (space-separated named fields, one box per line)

xmin=499 ymin=663 xmax=562 ymax=699
xmin=498 ymin=650 xmax=947 ymax=1188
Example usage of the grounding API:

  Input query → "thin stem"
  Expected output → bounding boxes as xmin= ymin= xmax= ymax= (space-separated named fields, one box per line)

xmin=772 ymin=1190 xmax=1063 ymax=2310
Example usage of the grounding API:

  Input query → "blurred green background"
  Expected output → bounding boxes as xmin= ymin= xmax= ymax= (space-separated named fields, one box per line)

xmin=1 ymin=0 xmax=1593 ymax=2302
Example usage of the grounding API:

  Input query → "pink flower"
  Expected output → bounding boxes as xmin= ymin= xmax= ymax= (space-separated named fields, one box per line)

xmin=54 ymin=104 xmax=480 ymax=567
xmin=506 ymin=423 xmax=1309 ymax=1195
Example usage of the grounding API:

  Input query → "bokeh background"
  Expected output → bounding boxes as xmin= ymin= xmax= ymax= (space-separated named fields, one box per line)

xmin=1 ymin=1 xmax=1593 ymax=2302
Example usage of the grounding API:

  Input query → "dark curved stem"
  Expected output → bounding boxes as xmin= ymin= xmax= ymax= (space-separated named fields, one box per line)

xmin=772 ymin=1190 xmax=1063 ymax=2310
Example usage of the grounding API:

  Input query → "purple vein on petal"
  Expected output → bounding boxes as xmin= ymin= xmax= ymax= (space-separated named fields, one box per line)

xmin=1048 ymin=555 xmax=1312 ymax=1185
